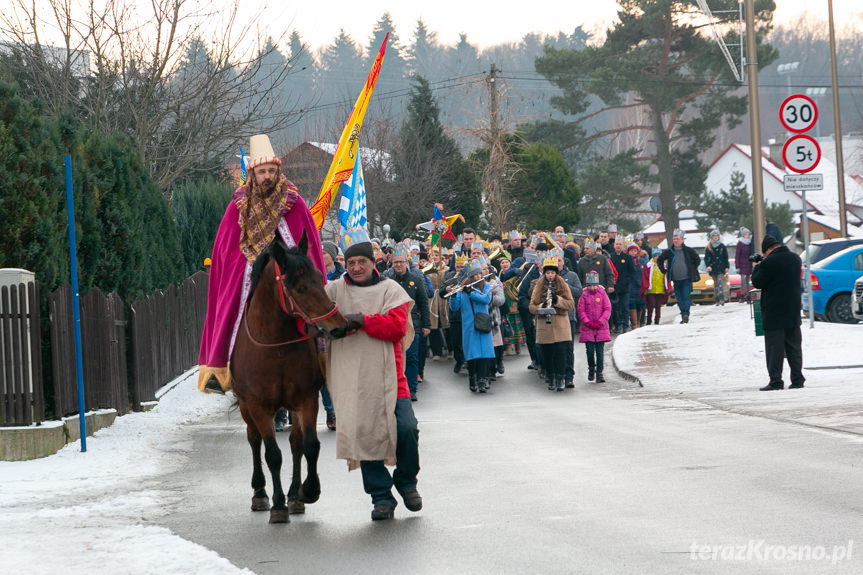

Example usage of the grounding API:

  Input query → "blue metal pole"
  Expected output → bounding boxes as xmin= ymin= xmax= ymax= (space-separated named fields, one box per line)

xmin=65 ymin=155 xmax=87 ymax=452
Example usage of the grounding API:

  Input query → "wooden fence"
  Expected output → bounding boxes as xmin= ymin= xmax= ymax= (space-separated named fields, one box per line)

xmin=38 ymin=272 xmax=209 ymax=422
xmin=130 ymin=271 xmax=208 ymax=410
xmin=0 ymin=282 xmax=45 ymax=426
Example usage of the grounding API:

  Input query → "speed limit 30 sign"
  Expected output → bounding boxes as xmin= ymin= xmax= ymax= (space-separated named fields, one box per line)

xmin=780 ymin=94 xmax=818 ymax=133
xmin=782 ymin=135 xmax=821 ymax=174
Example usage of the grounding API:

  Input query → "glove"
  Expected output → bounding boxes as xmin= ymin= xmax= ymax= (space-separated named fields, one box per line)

xmin=344 ymin=313 xmax=364 ymax=332
xmin=463 ymin=285 xmax=473 ymax=295
xmin=551 ymin=293 xmax=559 ymax=305
xmin=588 ymin=321 xmax=601 ymax=330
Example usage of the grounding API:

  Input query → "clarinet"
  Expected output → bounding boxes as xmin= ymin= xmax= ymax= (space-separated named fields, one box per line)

xmin=545 ymin=280 xmax=554 ymax=324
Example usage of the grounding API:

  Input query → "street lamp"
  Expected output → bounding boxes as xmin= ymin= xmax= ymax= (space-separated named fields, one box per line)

xmin=777 ymin=61 xmax=800 ymax=100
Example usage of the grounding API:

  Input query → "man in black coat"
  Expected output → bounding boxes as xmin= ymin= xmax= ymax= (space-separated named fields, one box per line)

xmin=751 ymin=235 xmax=805 ymax=391
xmin=608 ymin=237 xmax=635 ymax=332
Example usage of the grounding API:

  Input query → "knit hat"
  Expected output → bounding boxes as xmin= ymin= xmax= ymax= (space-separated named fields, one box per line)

xmin=710 ymin=229 xmax=720 ymax=239
xmin=627 ymin=242 xmax=639 ymax=252
xmin=322 ymin=241 xmax=338 ymax=262
xmin=740 ymin=227 xmax=751 ymax=236
xmin=761 ymin=235 xmax=780 ymax=252
xmin=340 ymin=227 xmax=374 ymax=262
xmin=585 ymin=270 xmax=600 ymax=285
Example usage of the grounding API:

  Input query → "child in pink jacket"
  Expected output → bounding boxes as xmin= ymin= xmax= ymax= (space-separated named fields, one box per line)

xmin=577 ymin=270 xmax=612 ymax=382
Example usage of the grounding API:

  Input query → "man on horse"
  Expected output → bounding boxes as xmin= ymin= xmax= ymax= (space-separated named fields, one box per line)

xmin=325 ymin=227 xmax=423 ymax=521
xmin=198 ymin=134 xmax=326 ymax=394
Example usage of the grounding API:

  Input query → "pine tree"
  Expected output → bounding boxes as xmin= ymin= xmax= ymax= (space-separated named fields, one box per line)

xmin=173 ymin=177 xmax=235 ymax=276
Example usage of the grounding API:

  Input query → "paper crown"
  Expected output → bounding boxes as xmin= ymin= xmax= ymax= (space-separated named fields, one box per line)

xmin=608 ymin=223 xmax=618 ymax=233
xmin=455 ymin=254 xmax=469 ymax=265
xmin=627 ymin=242 xmax=639 ymax=251
xmin=475 ymin=256 xmax=489 ymax=267
xmin=542 ymin=253 xmax=561 ymax=269
xmin=549 ymin=247 xmax=564 ymax=260
xmin=510 ymin=230 xmax=522 ymax=240
xmin=411 ymin=255 xmax=420 ymax=265
xmin=585 ymin=270 xmax=600 ymax=285
xmin=584 ymin=238 xmax=596 ymax=249
xmin=471 ymin=241 xmax=485 ymax=252
xmin=440 ymin=247 xmax=450 ymax=256
xmin=339 ymin=227 xmax=371 ymax=252
xmin=634 ymin=232 xmax=644 ymax=240
xmin=393 ymin=241 xmax=410 ymax=260
xmin=673 ymin=228 xmax=685 ymax=238
xmin=501 ymin=231 xmax=510 ymax=240
xmin=652 ymin=245 xmax=661 ymax=257
xmin=248 ymin=134 xmax=282 ymax=169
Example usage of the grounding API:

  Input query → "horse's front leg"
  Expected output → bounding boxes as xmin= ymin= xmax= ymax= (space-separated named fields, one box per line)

xmin=286 ymin=412 xmax=306 ymax=514
xmin=248 ymin=406 xmax=288 ymax=523
xmin=240 ymin=404 xmax=270 ymax=512
xmin=298 ymin=396 xmax=321 ymax=504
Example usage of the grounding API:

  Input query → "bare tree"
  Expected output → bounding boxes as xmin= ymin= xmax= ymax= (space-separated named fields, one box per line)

xmin=0 ymin=0 xmax=309 ymax=195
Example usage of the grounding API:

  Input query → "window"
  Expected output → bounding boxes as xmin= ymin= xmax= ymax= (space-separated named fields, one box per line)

xmin=855 ymin=253 xmax=863 ymax=271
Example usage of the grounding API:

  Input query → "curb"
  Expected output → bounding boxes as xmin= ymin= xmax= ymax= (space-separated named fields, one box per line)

xmin=610 ymin=338 xmax=643 ymax=387
xmin=0 ymin=409 xmax=116 ymax=461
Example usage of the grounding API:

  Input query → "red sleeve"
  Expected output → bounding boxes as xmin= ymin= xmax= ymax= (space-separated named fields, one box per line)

xmin=362 ymin=302 xmax=410 ymax=342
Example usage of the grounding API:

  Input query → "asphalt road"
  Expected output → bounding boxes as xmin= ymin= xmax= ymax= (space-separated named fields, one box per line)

xmin=159 ymin=351 xmax=863 ymax=574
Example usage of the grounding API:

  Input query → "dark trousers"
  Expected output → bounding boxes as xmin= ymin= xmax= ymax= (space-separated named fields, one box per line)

xmin=540 ymin=341 xmax=567 ymax=379
xmin=429 ymin=328 xmax=445 ymax=357
xmin=418 ymin=333 xmax=428 ymax=377
xmin=360 ymin=398 xmax=420 ymax=506
xmin=565 ymin=320 xmax=577 ymax=379
xmin=519 ymin=308 xmax=538 ymax=363
xmin=612 ymin=289 xmax=631 ymax=328
xmin=764 ymin=326 xmax=804 ymax=387
xmin=585 ymin=341 xmax=605 ymax=374
xmin=405 ymin=333 xmax=420 ymax=395
xmin=645 ymin=294 xmax=664 ymax=324
xmin=468 ymin=357 xmax=491 ymax=381
xmin=449 ymin=321 xmax=465 ymax=366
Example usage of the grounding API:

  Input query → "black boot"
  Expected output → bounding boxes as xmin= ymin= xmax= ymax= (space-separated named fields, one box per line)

xmin=588 ymin=367 xmax=595 ymax=381
xmin=453 ymin=361 xmax=463 ymax=374
xmin=497 ymin=357 xmax=505 ymax=374
xmin=546 ymin=376 xmax=555 ymax=391
xmin=469 ymin=374 xmax=477 ymax=392
xmin=595 ymin=372 xmax=605 ymax=383
xmin=478 ymin=378 xmax=488 ymax=393
xmin=555 ymin=377 xmax=565 ymax=392
xmin=565 ymin=377 xmax=574 ymax=389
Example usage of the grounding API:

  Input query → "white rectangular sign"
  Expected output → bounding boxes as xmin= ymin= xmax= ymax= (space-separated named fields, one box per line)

xmin=784 ymin=173 xmax=823 ymax=192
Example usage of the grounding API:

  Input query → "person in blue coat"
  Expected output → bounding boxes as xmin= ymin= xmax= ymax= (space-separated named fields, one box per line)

xmin=450 ymin=260 xmax=495 ymax=393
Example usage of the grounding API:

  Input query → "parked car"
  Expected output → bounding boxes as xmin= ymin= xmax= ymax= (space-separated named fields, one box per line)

xmin=802 ymin=245 xmax=863 ymax=323
xmin=802 ymin=237 xmax=863 ymax=266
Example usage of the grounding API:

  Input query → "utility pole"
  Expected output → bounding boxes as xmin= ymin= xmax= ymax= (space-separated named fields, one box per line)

xmin=484 ymin=63 xmax=509 ymax=233
xmin=828 ymin=0 xmax=848 ymax=236
xmin=744 ymin=0 xmax=765 ymax=251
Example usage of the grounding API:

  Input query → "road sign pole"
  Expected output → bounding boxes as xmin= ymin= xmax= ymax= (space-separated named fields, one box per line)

xmin=801 ymin=190 xmax=814 ymax=329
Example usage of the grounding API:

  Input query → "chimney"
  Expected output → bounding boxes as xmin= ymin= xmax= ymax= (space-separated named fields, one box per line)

xmin=767 ymin=138 xmax=785 ymax=167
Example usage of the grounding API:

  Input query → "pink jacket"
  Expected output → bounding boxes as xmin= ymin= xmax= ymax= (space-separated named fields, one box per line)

xmin=577 ymin=286 xmax=612 ymax=343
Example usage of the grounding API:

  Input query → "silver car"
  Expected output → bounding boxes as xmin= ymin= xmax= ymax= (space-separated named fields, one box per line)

xmin=854 ymin=276 xmax=863 ymax=322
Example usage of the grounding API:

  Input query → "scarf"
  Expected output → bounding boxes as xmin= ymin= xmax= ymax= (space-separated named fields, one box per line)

xmin=740 ymin=237 xmax=751 ymax=245
xmin=235 ymin=173 xmax=298 ymax=262
xmin=710 ymin=239 xmax=721 ymax=248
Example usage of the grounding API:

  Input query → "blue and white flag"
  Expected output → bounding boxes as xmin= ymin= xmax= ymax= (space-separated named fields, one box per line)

xmin=338 ymin=149 xmax=368 ymax=233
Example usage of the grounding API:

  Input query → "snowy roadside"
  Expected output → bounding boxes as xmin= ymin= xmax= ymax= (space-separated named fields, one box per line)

xmin=0 ymin=369 xmax=253 ymax=575
xmin=612 ymin=302 xmax=863 ymax=434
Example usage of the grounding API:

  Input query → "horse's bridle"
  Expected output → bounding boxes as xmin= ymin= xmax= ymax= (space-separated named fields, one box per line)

xmin=241 ymin=260 xmax=340 ymax=348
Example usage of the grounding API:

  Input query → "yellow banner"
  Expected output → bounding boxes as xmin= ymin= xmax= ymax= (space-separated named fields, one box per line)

xmin=310 ymin=33 xmax=388 ymax=230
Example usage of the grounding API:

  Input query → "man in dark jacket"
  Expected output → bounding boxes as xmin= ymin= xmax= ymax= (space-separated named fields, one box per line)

xmin=657 ymin=229 xmax=701 ymax=324
xmin=751 ymin=235 xmax=804 ymax=391
xmin=609 ymin=237 xmax=635 ymax=332
xmin=387 ymin=245 xmax=430 ymax=401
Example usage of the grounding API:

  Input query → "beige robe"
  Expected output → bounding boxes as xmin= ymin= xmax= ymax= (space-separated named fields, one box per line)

xmin=325 ymin=277 xmax=414 ymax=470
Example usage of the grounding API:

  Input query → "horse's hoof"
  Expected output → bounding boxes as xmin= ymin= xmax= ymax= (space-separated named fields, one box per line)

xmin=298 ymin=485 xmax=320 ymax=504
xmin=269 ymin=508 xmax=289 ymax=524
xmin=251 ymin=496 xmax=270 ymax=512
xmin=287 ymin=499 xmax=306 ymax=514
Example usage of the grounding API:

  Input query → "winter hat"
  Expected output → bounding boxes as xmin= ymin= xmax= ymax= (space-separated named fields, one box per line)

xmin=627 ymin=242 xmax=639 ymax=253
xmin=710 ymin=229 xmax=720 ymax=239
xmin=248 ymin=134 xmax=281 ymax=169
xmin=322 ymin=241 xmax=338 ymax=262
xmin=340 ymin=227 xmax=374 ymax=262
xmin=585 ymin=270 xmax=600 ymax=285
xmin=761 ymin=235 xmax=780 ymax=253
xmin=740 ymin=227 xmax=751 ymax=237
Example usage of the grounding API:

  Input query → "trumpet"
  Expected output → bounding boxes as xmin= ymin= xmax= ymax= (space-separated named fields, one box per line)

xmin=443 ymin=273 xmax=495 ymax=298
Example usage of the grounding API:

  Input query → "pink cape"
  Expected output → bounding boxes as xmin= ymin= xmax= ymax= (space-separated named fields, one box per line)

xmin=198 ymin=190 xmax=325 ymax=382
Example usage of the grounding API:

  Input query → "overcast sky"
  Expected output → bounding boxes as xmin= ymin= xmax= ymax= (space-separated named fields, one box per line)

xmin=241 ymin=0 xmax=862 ymax=52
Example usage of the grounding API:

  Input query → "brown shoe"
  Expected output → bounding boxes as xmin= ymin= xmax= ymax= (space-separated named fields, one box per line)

xmin=326 ymin=411 xmax=336 ymax=431
xmin=399 ymin=489 xmax=423 ymax=512
xmin=371 ymin=502 xmax=396 ymax=521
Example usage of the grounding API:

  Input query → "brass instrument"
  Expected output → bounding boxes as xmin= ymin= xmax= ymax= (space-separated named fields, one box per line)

xmin=488 ymin=245 xmax=502 ymax=262
xmin=421 ymin=262 xmax=436 ymax=274
xmin=443 ymin=273 xmax=495 ymax=298
xmin=543 ymin=231 xmax=561 ymax=250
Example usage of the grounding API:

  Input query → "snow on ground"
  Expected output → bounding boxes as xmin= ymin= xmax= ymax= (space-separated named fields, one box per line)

xmin=613 ymin=302 xmax=863 ymax=434
xmin=0 ymin=369 xmax=252 ymax=575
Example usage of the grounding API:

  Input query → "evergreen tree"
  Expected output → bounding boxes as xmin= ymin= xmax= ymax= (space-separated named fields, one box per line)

xmin=510 ymin=142 xmax=581 ymax=230
xmin=319 ymin=29 xmax=365 ymax=100
xmin=408 ymin=19 xmax=443 ymax=81
xmin=390 ymin=76 xmax=480 ymax=234
xmin=535 ymin=0 xmax=778 ymax=242
xmin=173 ymin=176 xmax=235 ymax=276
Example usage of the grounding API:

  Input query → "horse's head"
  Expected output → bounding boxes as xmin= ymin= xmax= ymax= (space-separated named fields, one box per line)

xmin=269 ymin=232 xmax=348 ymax=339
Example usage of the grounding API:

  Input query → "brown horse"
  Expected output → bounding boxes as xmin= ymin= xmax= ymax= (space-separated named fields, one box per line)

xmin=230 ymin=231 xmax=347 ymax=523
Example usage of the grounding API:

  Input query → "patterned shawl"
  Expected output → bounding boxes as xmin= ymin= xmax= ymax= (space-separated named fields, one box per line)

xmin=235 ymin=173 xmax=299 ymax=262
